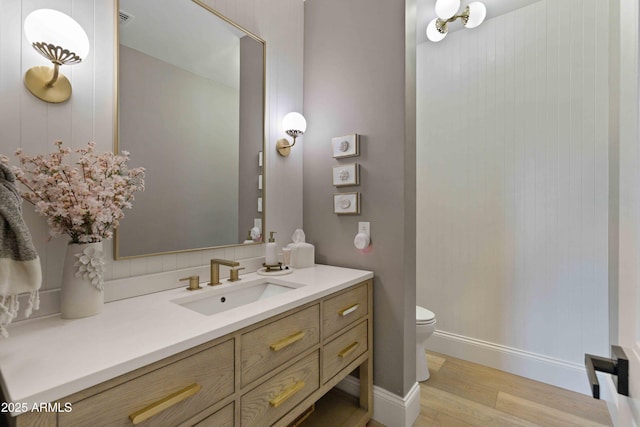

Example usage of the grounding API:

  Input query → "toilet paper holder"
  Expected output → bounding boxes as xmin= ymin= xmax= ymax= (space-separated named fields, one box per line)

xmin=584 ymin=345 xmax=628 ymax=399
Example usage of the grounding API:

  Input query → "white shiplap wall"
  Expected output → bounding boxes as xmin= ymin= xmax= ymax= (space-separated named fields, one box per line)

xmin=416 ymin=0 xmax=609 ymax=393
xmin=0 ymin=0 xmax=303 ymax=316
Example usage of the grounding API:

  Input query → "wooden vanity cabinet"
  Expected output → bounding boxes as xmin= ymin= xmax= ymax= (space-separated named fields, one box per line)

xmin=4 ymin=279 xmax=373 ymax=427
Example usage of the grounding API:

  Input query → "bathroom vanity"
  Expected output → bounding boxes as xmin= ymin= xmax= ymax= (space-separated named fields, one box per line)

xmin=0 ymin=265 xmax=373 ymax=427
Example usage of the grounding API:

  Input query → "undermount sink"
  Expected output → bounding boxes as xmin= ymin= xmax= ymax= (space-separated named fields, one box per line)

xmin=172 ymin=280 xmax=301 ymax=316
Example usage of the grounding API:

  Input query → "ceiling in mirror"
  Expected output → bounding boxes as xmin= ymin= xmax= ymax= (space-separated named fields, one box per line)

xmin=115 ymin=0 xmax=266 ymax=259
xmin=119 ymin=0 xmax=245 ymax=88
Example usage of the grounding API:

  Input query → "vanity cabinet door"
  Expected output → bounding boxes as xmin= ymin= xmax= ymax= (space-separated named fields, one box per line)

xmin=322 ymin=320 xmax=368 ymax=383
xmin=240 ymin=305 xmax=320 ymax=387
xmin=240 ymin=351 xmax=319 ymax=427
xmin=58 ymin=339 xmax=234 ymax=427
xmin=323 ymin=282 xmax=369 ymax=339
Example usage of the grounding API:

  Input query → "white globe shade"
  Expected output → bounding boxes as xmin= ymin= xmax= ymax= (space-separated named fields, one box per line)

xmin=435 ymin=0 xmax=460 ymax=20
xmin=465 ymin=2 xmax=487 ymax=29
xmin=426 ymin=18 xmax=446 ymax=42
xmin=24 ymin=9 xmax=90 ymax=59
xmin=282 ymin=112 xmax=307 ymax=134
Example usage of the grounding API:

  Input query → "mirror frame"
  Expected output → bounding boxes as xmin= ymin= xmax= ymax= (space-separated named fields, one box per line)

xmin=113 ymin=0 xmax=267 ymax=260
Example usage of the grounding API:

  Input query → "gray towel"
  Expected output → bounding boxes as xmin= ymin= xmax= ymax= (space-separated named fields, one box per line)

xmin=0 ymin=163 xmax=41 ymax=338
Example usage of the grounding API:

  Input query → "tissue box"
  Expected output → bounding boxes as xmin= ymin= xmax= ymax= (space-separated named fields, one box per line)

xmin=288 ymin=242 xmax=315 ymax=268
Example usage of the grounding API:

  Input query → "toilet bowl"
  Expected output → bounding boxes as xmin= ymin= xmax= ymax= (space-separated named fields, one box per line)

xmin=416 ymin=306 xmax=436 ymax=381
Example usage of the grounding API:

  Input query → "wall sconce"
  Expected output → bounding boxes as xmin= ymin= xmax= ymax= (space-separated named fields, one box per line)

xmin=23 ymin=9 xmax=90 ymax=103
xmin=276 ymin=112 xmax=307 ymax=157
xmin=427 ymin=0 xmax=486 ymax=42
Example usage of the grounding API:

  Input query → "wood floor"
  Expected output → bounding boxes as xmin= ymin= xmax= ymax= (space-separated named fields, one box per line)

xmin=411 ymin=351 xmax=613 ymax=427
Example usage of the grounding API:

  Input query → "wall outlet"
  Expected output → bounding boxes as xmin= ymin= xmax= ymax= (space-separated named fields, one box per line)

xmin=254 ymin=218 xmax=262 ymax=231
xmin=358 ymin=221 xmax=370 ymax=235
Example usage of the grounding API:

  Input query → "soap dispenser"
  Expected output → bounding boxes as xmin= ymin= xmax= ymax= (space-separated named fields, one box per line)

xmin=265 ymin=231 xmax=278 ymax=265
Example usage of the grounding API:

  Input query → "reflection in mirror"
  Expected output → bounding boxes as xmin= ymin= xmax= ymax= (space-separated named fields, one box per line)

xmin=115 ymin=0 xmax=265 ymax=259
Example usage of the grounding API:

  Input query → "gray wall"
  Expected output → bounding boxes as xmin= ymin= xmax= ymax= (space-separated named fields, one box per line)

xmin=118 ymin=45 xmax=239 ymax=256
xmin=238 ymin=36 xmax=265 ymax=242
xmin=303 ymin=0 xmax=416 ymax=397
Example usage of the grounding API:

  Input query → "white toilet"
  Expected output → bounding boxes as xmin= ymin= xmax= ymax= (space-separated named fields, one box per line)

xmin=416 ymin=305 xmax=437 ymax=381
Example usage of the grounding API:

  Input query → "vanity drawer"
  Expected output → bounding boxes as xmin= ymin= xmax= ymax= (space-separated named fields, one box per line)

xmin=194 ymin=403 xmax=234 ymax=427
xmin=241 ymin=305 xmax=320 ymax=387
xmin=323 ymin=282 xmax=368 ymax=339
xmin=323 ymin=320 xmax=368 ymax=383
xmin=241 ymin=351 xmax=319 ymax=427
xmin=59 ymin=339 xmax=234 ymax=427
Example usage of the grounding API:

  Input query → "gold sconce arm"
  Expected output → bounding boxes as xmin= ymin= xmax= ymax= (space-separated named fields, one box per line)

xmin=276 ymin=134 xmax=299 ymax=157
xmin=46 ymin=62 xmax=61 ymax=87
xmin=24 ymin=64 xmax=71 ymax=103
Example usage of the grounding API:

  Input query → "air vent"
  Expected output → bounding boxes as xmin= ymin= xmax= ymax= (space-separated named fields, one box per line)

xmin=118 ymin=10 xmax=134 ymax=26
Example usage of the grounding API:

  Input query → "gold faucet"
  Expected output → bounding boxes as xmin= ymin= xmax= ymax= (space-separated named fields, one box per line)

xmin=209 ymin=259 xmax=240 ymax=286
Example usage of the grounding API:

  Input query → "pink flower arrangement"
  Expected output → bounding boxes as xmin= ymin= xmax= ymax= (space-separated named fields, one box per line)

xmin=2 ymin=141 xmax=145 ymax=244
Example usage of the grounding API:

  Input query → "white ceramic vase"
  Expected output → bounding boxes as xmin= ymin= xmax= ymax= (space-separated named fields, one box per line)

xmin=60 ymin=242 xmax=105 ymax=319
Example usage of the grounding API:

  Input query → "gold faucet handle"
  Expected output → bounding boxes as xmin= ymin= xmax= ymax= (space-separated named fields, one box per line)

xmin=180 ymin=275 xmax=202 ymax=291
xmin=229 ymin=267 xmax=246 ymax=282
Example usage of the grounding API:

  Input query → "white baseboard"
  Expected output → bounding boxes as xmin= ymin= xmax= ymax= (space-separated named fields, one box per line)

xmin=428 ymin=330 xmax=592 ymax=396
xmin=336 ymin=376 xmax=420 ymax=427
xmin=603 ymin=376 xmax=621 ymax=427
xmin=603 ymin=375 xmax=639 ymax=427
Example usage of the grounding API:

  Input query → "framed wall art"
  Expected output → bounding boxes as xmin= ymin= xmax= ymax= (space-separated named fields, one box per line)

xmin=334 ymin=192 xmax=360 ymax=215
xmin=332 ymin=163 xmax=360 ymax=187
xmin=332 ymin=134 xmax=360 ymax=158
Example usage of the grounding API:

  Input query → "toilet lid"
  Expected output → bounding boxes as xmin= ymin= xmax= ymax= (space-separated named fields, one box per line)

xmin=416 ymin=306 xmax=435 ymax=322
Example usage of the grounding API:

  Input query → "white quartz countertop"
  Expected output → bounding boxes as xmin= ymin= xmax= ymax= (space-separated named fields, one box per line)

xmin=0 ymin=264 xmax=373 ymax=416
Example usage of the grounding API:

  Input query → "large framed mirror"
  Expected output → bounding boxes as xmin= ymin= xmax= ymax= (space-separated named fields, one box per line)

xmin=114 ymin=0 xmax=266 ymax=259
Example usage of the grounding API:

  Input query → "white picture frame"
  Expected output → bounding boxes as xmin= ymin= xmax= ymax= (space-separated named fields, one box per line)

xmin=332 ymin=134 xmax=360 ymax=158
xmin=333 ymin=192 xmax=360 ymax=215
xmin=332 ymin=163 xmax=360 ymax=187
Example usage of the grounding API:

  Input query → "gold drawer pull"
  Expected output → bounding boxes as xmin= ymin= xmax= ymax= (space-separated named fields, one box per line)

xmin=339 ymin=303 xmax=359 ymax=317
xmin=269 ymin=381 xmax=305 ymax=408
xmin=270 ymin=331 xmax=306 ymax=351
xmin=129 ymin=383 xmax=201 ymax=425
xmin=338 ymin=341 xmax=360 ymax=358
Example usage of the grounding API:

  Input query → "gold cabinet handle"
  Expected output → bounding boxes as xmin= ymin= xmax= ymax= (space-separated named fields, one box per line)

xmin=129 ymin=383 xmax=201 ymax=425
xmin=339 ymin=303 xmax=359 ymax=317
xmin=270 ymin=331 xmax=306 ymax=351
xmin=338 ymin=341 xmax=360 ymax=358
xmin=269 ymin=381 xmax=305 ymax=408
